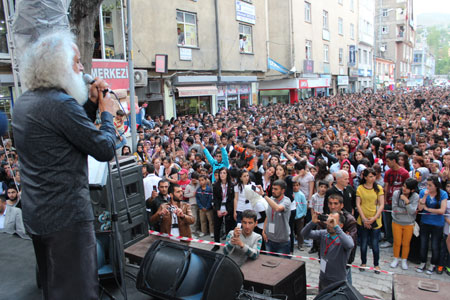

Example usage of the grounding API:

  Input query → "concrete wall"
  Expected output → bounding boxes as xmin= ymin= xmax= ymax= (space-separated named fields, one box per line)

xmin=131 ymin=0 xmax=267 ymax=73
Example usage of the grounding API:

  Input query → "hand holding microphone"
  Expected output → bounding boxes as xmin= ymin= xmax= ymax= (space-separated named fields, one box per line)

xmin=83 ymin=74 xmax=115 ymax=115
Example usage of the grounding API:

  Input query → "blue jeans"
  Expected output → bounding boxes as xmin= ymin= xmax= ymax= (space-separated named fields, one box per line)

xmin=359 ymin=225 xmax=381 ymax=266
xmin=420 ymin=223 xmax=443 ymax=265
xmin=382 ymin=204 xmax=393 ymax=244
xmin=266 ymin=240 xmax=291 ymax=258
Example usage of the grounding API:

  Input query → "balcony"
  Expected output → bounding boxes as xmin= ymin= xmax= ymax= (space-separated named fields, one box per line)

xmin=396 ymin=30 xmax=405 ymax=42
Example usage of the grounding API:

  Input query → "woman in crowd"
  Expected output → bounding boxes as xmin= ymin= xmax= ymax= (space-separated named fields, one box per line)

xmin=390 ymin=178 xmax=420 ymax=270
xmin=234 ymin=169 xmax=254 ymax=223
xmin=212 ymin=167 xmax=235 ymax=251
xmin=417 ymin=176 xmax=448 ymax=274
xmin=356 ymin=168 xmax=385 ymax=273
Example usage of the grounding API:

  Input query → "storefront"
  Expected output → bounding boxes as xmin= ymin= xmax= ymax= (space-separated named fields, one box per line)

xmin=258 ymin=77 xmax=330 ymax=105
xmin=217 ymin=84 xmax=252 ymax=112
xmin=337 ymin=75 xmax=349 ymax=94
xmin=175 ymin=85 xmax=217 ymax=116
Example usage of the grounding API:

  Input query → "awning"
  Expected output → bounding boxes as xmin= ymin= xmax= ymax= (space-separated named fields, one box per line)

xmin=177 ymin=85 xmax=218 ymax=97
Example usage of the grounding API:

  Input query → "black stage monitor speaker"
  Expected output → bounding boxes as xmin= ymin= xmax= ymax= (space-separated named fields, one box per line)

xmin=136 ymin=240 xmax=244 ymax=300
xmin=314 ymin=280 xmax=364 ymax=300
xmin=89 ymin=156 xmax=148 ymax=248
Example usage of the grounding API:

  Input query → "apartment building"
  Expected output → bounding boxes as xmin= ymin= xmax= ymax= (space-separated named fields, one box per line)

xmin=375 ymin=0 xmax=415 ymax=85
xmin=131 ymin=0 xmax=267 ymax=118
xmin=357 ymin=0 xmax=375 ymax=91
xmin=412 ymin=39 xmax=435 ymax=86
xmin=259 ymin=0 xmax=359 ymax=104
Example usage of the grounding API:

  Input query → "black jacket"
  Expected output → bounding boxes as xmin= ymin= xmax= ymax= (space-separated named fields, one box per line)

xmin=212 ymin=181 xmax=235 ymax=214
xmin=323 ymin=184 xmax=356 ymax=215
xmin=12 ymin=89 xmax=116 ymax=235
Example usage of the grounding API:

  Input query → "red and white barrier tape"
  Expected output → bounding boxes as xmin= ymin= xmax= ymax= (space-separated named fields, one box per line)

xmin=148 ymin=230 xmax=394 ymax=275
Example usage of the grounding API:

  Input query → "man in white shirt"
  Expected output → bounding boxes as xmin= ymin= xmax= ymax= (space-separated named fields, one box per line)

xmin=143 ymin=164 xmax=162 ymax=202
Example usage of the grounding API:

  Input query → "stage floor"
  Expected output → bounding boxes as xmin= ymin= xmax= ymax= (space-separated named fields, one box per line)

xmin=0 ymin=233 xmax=153 ymax=300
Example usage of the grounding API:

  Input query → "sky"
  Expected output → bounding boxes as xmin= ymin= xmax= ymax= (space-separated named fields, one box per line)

xmin=414 ymin=0 xmax=450 ymax=15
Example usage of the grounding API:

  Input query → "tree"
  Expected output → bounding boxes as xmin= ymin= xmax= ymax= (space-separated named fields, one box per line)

xmin=69 ymin=0 xmax=104 ymax=74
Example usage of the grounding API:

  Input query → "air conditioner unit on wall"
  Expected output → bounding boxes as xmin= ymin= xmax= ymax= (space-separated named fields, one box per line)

xmin=134 ymin=69 xmax=148 ymax=87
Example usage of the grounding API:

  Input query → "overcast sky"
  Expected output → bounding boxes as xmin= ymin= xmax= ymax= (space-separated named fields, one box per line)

xmin=414 ymin=0 xmax=450 ymax=15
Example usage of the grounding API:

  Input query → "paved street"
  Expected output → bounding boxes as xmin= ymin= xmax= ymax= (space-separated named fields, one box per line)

xmin=193 ymin=234 xmax=450 ymax=299
xmin=297 ymin=244 xmax=450 ymax=299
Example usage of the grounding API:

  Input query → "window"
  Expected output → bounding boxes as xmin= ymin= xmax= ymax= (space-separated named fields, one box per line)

xmin=338 ymin=0 xmax=343 ymax=5
xmin=381 ymin=26 xmax=388 ymax=34
xmin=324 ymin=44 xmax=329 ymax=62
xmin=338 ymin=18 xmax=343 ymax=35
xmin=381 ymin=43 xmax=387 ymax=52
xmin=177 ymin=10 xmax=198 ymax=47
xmin=339 ymin=48 xmax=343 ymax=65
xmin=0 ymin=3 xmax=8 ymax=55
xmin=363 ymin=50 xmax=368 ymax=64
xmin=304 ymin=2 xmax=311 ymax=23
xmin=93 ymin=0 xmax=126 ymax=60
xmin=239 ymin=24 xmax=253 ymax=53
xmin=350 ymin=23 xmax=355 ymax=40
xmin=358 ymin=48 xmax=362 ymax=64
xmin=350 ymin=0 xmax=354 ymax=11
xmin=382 ymin=9 xmax=389 ymax=17
xmin=369 ymin=51 xmax=372 ymax=64
xmin=305 ymin=40 xmax=312 ymax=59
xmin=323 ymin=10 xmax=328 ymax=30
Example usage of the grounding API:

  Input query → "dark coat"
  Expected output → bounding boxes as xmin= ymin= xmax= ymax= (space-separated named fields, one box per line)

xmin=12 ymin=89 xmax=116 ymax=235
xmin=212 ymin=181 xmax=235 ymax=214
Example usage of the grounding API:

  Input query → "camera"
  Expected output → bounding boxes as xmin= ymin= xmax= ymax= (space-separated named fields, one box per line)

xmin=318 ymin=214 xmax=329 ymax=222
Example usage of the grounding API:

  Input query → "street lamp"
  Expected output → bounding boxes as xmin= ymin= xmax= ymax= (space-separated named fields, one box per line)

xmin=373 ymin=4 xmax=394 ymax=93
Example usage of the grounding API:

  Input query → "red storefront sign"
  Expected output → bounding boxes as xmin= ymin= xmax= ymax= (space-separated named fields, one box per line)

xmin=91 ymin=60 xmax=130 ymax=90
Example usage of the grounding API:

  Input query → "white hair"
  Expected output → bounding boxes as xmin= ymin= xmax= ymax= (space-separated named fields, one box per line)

xmin=335 ymin=170 xmax=348 ymax=179
xmin=19 ymin=31 xmax=88 ymax=105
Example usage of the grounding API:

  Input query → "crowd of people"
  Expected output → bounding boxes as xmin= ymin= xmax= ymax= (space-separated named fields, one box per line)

xmin=123 ymin=86 xmax=450 ymax=281
xmin=3 ymin=82 xmax=450 ymax=291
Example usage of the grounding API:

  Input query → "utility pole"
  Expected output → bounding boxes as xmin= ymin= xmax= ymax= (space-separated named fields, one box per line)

xmin=126 ymin=0 xmax=137 ymax=153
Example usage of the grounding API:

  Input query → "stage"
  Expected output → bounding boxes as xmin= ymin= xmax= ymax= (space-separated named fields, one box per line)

xmin=0 ymin=233 xmax=152 ymax=300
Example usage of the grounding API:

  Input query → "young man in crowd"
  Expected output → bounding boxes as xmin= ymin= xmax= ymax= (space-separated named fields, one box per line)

xmin=302 ymin=211 xmax=354 ymax=291
xmin=223 ymin=209 xmax=262 ymax=266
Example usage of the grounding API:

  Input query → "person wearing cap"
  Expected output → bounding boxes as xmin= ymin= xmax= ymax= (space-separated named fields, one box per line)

xmin=177 ymin=168 xmax=191 ymax=201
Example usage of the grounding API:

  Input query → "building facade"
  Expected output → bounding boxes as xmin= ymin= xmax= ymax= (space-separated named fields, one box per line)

xmin=375 ymin=0 xmax=415 ymax=86
xmin=131 ymin=0 xmax=267 ymax=118
xmin=259 ymin=0 xmax=359 ymax=103
xmin=357 ymin=0 xmax=374 ymax=91
xmin=412 ymin=38 xmax=435 ymax=86
xmin=375 ymin=57 xmax=395 ymax=89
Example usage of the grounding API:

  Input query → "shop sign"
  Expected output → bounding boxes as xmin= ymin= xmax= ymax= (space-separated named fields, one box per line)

xmin=348 ymin=45 xmax=356 ymax=66
xmin=227 ymin=85 xmax=238 ymax=94
xmin=236 ymin=0 xmax=256 ymax=24
xmin=303 ymin=60 xmax=314 ymax=73
xmin=337 ymin=75 xmax=349 ymax=86
xmin=217 ymin=85 xmax=226 ymax=97
xmin=299 ymin=78 xmax=330 ymax=89
xmin=367 ymin=70 xmax=373 ymax=77
xmin=92 ymin=60 xmax=129 ymax=90
xmin=358 ymin=69 xmax=365 ymax=76
xmin=179 ymin=48 xmax=192 ymax=61
xmin=239 ymin=84 xmax=250 ymax=93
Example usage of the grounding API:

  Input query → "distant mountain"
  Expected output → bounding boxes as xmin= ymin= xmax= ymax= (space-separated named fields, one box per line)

xmin=417 ymin=13 xmax=450 ymax=27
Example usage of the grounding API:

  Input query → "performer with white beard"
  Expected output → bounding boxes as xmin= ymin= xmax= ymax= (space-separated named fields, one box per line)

xmin=12 ymin=31 xmax=116 ymax=300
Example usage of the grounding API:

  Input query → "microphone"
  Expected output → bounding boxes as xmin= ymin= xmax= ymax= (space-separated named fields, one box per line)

xmin=83 ymin=73 xmax=114 ymax=98
xmin=83 ymin=73 xmax=96 ymax=85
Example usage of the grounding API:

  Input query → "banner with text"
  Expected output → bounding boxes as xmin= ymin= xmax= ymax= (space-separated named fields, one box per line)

xmin=92 ymin=60 xmax=130 ymax=90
